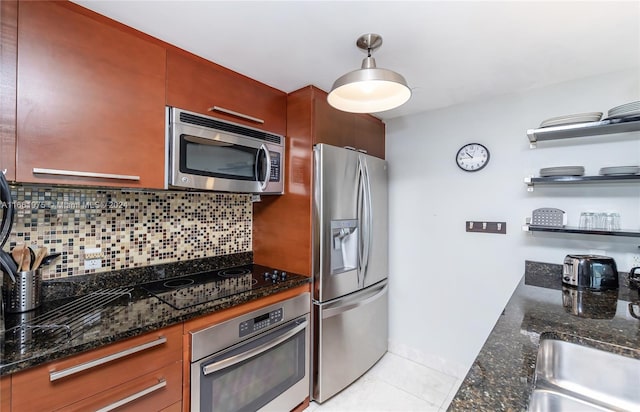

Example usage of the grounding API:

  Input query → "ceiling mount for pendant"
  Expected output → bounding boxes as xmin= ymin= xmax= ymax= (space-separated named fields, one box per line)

xmin=357 ymin=33 xmax=383 ymax=56
xmin=327 ymin=33 xmax=411 ymax=114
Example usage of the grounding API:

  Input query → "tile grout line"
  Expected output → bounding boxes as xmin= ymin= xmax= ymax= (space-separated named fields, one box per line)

xmin=386 ymin=351 xmax=461 ymax=382
xmin=438 ymin=378 xmax=463 ymax=410
xmin=367 ymin=363 xmax=452 ymax=409
xmin=377 ymin=352 xmax=460 ymax=401
xmin=368 ymin=375 xmax=444 ymax=411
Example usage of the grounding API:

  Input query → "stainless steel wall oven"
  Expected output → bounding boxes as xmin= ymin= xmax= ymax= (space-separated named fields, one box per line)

xmin=190 ymin=293 xmax=310 ymax=412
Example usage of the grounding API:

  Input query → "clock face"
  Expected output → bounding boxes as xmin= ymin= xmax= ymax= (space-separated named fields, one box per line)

xmin=456 ymin=143 xmax=490 ymax=172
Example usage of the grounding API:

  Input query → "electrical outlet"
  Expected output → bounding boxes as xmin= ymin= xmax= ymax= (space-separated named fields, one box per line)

xmin=84 ymin=247 xmax=102 ymax=270
xmin=629 ymin=254 xmax=640 ymax=269
xmin=85 ymin=258 xmax=101 ymax=270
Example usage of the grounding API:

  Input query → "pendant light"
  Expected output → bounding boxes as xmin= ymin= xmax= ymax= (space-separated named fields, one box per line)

xmin=327 ymin=33 xmax=411 ymax=114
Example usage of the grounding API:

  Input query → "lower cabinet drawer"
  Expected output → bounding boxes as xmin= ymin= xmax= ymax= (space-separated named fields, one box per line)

xmin=61 ymin=361 xmax=182 ymax=412
xmin=11 ymin=324 xmax=182 ymax=411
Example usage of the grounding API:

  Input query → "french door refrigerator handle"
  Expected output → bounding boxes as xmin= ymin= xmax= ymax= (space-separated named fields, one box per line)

xmin=362 ymin=157 xmax=373 ymax=285
xmin=321 ymin=282 xmax=388 ymax=319
xmin=356 ymin=158 xmax=366 ymax=288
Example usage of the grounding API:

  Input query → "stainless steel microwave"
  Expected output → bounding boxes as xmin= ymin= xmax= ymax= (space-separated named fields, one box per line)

xmin=166 ymin=107 xmax=284 ymax=194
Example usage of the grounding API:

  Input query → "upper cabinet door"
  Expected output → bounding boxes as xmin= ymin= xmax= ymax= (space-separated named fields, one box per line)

xmin=166 ymin=50 xmax=287 ymax=136
xmin=311 ymin=87 xmax=385 ymax=159
xmin=16 ymin=2 xmax=166 ymax=189
xmin=353 ymin=114 xmax=385 ymax=159
xmin=313 ymin=90 xmax=356 ymax=150
xmin=0 ymin=0 xmax=18 ymax=181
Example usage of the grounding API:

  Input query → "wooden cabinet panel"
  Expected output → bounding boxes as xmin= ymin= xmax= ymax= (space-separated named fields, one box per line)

xmin=0 ymin=0 xmax=17 ymax=180
xmin=16 ymin=1 xmax=166 ymax=189
xmin=166 ymin=50 xmax=287 ymax=136
xmin=61 ymin=361 xmax=182 ymax=412
xmin=253 ymin=87 xmax=314 ymax=276
xmin=314 ymin=91 xmax=355 ymax=149
xmin=310 ymin=87 xmax=385 ymax=159
xmin=11 ymin=324 xmax=182 ymax=412
xmin=353 ymin=113 xmax=385 ymax=159
xmin=1 ymin=375 xmax=10 ymax=412
xmin=160 ymin=401 xmax=182 ymax=412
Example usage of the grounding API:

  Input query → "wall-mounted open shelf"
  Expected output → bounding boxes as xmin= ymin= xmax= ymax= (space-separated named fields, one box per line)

xmin=522 ymin=224 xmax=640 ymax=238
xmin=524 ymin=174 xmax=640 ymax=191
xmin=527 ymin=117 xmax=640 ymax=148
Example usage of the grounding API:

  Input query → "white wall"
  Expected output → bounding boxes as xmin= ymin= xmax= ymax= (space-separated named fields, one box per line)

xmin=386 ymin=68 xmax=640 ymax=378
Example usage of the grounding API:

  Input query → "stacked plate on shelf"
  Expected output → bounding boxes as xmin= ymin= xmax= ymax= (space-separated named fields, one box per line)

xmin=539 ymin=166 xmax=585 ymax=177
xmin=539 ymin=112 xmax=602 ymax=128
xmin=605 ymin=101 xmax=640 ymax=120
xmin=599 ymin=166 xmax=640 ymax=176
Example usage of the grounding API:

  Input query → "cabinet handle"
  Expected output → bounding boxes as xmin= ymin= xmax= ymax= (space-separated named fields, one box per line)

xmin=344 ymin=146 xmax=356 ymax=151
xmin=208 ymin=106 xmax=265 ymax=124
xmin=95 ymin=378 xmax=167 ymax=412
xmin=33 ymin=168 xmax=140 ymax=181
xmin=49 ymin=336 xmax=167 ymax=381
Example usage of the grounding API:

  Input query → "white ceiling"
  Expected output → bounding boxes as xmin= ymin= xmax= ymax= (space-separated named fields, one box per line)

xmin=73 ymin=1 xmax=640 ymax=120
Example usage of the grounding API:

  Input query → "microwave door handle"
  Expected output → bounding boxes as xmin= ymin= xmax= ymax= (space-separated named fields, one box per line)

xmin=256 ymin=144 xmax=271 ymax=191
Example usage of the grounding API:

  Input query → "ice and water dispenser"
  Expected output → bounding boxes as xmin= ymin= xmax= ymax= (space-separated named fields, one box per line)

xmin=330 ymin=220 xmax=358 ymax=274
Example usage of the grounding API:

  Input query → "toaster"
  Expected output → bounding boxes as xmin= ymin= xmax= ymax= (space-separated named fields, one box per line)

xmin=562 ymin=255 xmax=619 ymax=291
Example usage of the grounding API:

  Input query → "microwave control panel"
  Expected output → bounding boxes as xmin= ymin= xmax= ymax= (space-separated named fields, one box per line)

xmin=239 ymin=307 xmax=283 ymax=337
xmin=269 ymin=152 xmax=281 ymax=182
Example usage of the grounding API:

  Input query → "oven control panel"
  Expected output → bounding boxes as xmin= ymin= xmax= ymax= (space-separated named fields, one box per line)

xmin=239 ymin=307 xmax=283 ymax=337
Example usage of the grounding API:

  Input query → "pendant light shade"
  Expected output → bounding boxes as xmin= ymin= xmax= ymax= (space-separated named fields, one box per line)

xmin=328 ymin=33 xmax=411 ymax=114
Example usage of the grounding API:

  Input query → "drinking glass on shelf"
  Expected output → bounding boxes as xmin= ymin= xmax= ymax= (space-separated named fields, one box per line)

xmin=602 ymin=212 xmax=621 ymax=231
xmin=579 ymin=212 xmax=596 ymax=230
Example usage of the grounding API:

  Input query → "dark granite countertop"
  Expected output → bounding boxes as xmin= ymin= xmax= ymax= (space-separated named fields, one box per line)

xmin=448 ymin=261 xmax=640 ymax=411
xmin=0 ymin=252 xmax=310 ymax=376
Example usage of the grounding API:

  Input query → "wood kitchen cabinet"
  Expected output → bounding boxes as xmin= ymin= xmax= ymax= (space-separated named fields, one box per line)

xmin=313 ymin=87 xmax=386 ymax=159
xmin=1 ymin=375 xmax=10 ymax=411
xmin=0 ymin=0 xmax=17 ymax=180
xmin=253 ymin=85 xmax=385 ymax=276
xmin=16 ymin=1 xmax=166 ymax=189
xmin=166 ymin=50 xmax=287 ymax=136
xmin=11 ymin=324 xmax=182 ymax=412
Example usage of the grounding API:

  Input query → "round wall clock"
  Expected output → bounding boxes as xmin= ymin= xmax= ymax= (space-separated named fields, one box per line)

xmin=456 ymin=143 xmax=490 ymax=172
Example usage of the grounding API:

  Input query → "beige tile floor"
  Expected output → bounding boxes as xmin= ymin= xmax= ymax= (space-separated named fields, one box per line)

xmin=304 ymin=352 xmax=462 ymax=412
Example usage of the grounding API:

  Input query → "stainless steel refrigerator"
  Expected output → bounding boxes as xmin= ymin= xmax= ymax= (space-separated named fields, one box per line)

xmin=311 ymin=143 xmax=388 ymax=403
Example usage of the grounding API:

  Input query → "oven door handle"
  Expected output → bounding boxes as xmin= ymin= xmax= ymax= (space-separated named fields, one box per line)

xmin=202 ymin=318 xmax=307 ymax=376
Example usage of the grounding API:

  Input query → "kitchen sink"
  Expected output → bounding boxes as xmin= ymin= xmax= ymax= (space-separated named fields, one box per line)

xmin=528 ymin=338 xmax=640 ymax=412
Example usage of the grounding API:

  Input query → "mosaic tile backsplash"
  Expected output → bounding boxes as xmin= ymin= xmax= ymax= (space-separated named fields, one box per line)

xmin=6 ymin=185 xmax=252 ymax=280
